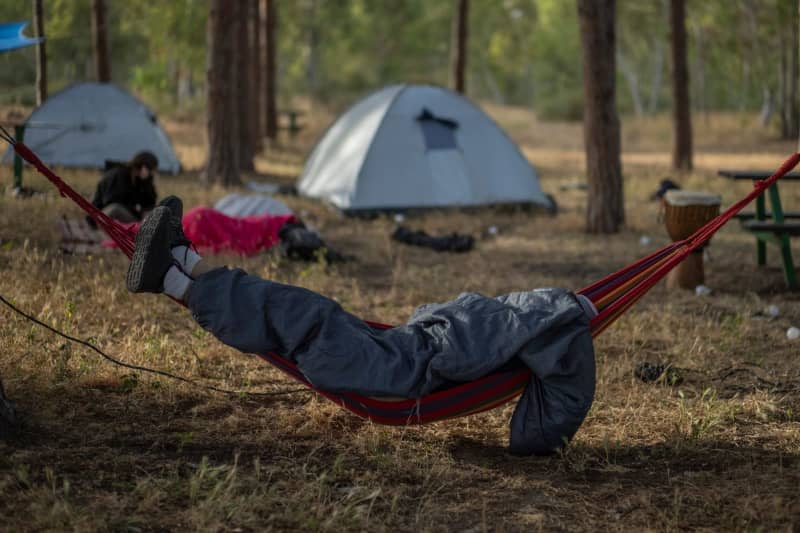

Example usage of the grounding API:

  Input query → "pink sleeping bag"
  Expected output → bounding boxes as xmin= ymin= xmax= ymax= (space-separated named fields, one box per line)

xmin=106 ymin=206 xmax=297 ymax=256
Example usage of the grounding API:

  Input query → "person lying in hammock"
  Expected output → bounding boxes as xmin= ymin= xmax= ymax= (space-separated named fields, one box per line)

xmin=126 ymin=197 xmax=598 ymax=455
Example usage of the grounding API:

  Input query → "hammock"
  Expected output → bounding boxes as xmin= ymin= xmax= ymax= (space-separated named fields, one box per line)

xmin=5 ymin=136 xmax=799 ymax=425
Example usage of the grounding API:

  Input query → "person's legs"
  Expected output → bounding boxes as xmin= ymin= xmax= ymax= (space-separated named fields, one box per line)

xmin=127 ymin=195 xmax=192 ymax=295
xmin=126 ymin=204 xmax=427 ymax=393
xmin=127 ymin=206 xmax=366 ymax=368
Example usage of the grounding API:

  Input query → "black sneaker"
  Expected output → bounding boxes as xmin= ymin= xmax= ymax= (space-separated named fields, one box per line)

xmin=126 ymin=206 xmax=177 ymax=293
xmin=157 ymin=195 xmax=191 ymax=247
xmin=158 ymin=195 xmax=183 ymax=218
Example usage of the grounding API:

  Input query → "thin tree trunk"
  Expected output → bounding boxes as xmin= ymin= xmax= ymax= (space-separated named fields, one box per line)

xmin=577 ymin=0 xmax=624 ymax=234
xmin=786 ymin=4 xmax=799 ymax=139
xmin=760 ymin=86 xmax=773 ymax=126
xmin=742 ymin=0 xmax=771 ymax=126
xmin=669 ymin=0 xmax=692 ymax=170
xmin=780 ymin=19 xmax=788 ymax=137
xmin=648 ymin=36 xmax=665 ymax=113
xmin=306 ymin=0 xmax=319 ymax=102
xmin=251 ymin=0 xmax=262 ymax=151
xmin=33 ymin=0 xmax=46 ymax=105
xmin=90 ymin=0 xmax=111 ymax=82
xmin=617 ymin=48 xmax=643 ymax=116
xmin=690 ymin=20 xmax=707 ymax=121
xmin=205 ymin=0 xmax=241 ymax=186
xmin=262 ymin=0 xmax=278 ymax=141
xmin=647 ymin=0 xmax=669 ymax=114
xmin=451 ymin=0 xmax=469 ymax=94
xmin=479 ymin=57 xmax=504 ymax=104
xmin=237 ymin=2 xmax=255 ymax=172
xmin=168 ymin=59 xmax=179 ymax=106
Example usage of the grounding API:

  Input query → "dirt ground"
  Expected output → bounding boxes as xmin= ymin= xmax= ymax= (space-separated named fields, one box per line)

xmin=1 ymin=105 xmax=799 ymax=531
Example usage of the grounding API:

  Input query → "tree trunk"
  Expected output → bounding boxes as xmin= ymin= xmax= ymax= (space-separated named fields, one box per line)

xmin=647 ymin=37 xmax=665 ymax=114
xmin=90 ymin=0 xmax=111 ymax=82
xmin=780 ymin=20 xmax=788 ymax=137
xmin=784 ymin=3 xmax=799 ymax=139
xmin=690 ymin=20 xmax=707 ymax=120
xmin=251 ymin=0 xmax=262 ymax=151
xmin=33 ymin=0 xmax=47 ymax=105
xmin=479 ymin=56 xmax=504 ymax=104
xmin=617 ymin=48 xmax=643 ymax=116
xmin=760 ymin=86 xmax=773 ymax=127
xmin=262 ymin=0 xmax=278 ymax=142
xmin=669 ymin=0 xmax=692 ymax=170
xmin=648 ymin=2 xmax=668 ymax=114
xmin=205 ymin=0 xmax=241 ymax=186
xmin=237 ymin=2 xmax=255 ymax=172
xmin=306 ymin=0 xmax=319 ymax=102
xmin=0 ymin=377 xmax=18 ymax=438
xmin=577 ymin=0 xmax=624 ymax=234
xmin=451 ymin=0 xmax=469 ymax=94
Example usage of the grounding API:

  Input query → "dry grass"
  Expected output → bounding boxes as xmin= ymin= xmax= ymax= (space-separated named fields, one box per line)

xmin=1 ymin=105 xmax=799 ymax=531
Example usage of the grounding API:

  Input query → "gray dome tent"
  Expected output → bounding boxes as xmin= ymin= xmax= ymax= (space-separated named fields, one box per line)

xmin=2 ymin=82 xmax=180 ymax=174
xmin=298 ymin=84 xmax=552 ymax=212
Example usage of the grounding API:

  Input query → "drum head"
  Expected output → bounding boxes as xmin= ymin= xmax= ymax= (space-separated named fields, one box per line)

xmin=664 ymin=190 xmax=721 ymax=207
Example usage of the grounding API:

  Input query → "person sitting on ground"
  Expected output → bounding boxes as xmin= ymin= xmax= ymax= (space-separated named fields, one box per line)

xmin=125 ymin=197 xmax=597 ymax=455
xmin=90 ymin=151 xmax=159 ymax=225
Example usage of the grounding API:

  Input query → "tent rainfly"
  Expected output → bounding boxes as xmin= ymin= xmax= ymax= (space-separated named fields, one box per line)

xmin=0 ymin=21 xmax=42 ymax=53
xmin=298 ymin=84 xmax=553 ymax=213
xmin=2 ymin=82 xmax=181 ymax=174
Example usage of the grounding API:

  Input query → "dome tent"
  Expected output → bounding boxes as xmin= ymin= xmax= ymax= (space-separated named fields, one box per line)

xmin=2 ymin=82 xmax=181 ymax=174
xmin=298 ymin=84 xmax=553 ymax=213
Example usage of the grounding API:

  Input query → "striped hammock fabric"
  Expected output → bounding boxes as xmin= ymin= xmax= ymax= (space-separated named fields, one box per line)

xmin=6 ymin=135 xmax=799 ymax=425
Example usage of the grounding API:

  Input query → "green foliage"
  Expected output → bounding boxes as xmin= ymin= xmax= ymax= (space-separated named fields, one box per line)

xmin=528 ymin=0 xmax=583 ymax=119
xmin=0 ymin=0 xmax=797 ymax=119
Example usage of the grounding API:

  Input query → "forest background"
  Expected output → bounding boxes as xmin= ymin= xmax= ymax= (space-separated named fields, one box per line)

xmin=0 ymin=0 xmax=797 ymax=126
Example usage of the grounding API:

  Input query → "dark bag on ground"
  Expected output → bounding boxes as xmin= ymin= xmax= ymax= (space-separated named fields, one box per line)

xmin=278 ymin=222 xmax=347 ymax=263
xmin=392 ymin=225 xmax=474 ymax=252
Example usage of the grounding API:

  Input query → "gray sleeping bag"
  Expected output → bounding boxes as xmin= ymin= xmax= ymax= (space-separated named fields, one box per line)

xmin=187 ymin=267 xmax=596 ymax=455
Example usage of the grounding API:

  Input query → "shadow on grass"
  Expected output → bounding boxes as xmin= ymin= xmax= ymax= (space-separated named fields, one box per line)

xmin=447 ymin=434 xmax=800 ymax=482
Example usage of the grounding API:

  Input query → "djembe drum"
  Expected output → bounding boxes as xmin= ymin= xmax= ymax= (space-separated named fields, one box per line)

xmin=663 ymin=190 xmax=721 ymax=289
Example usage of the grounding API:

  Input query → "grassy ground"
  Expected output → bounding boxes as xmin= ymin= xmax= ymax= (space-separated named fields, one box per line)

xmin=1 ymin=105 xmax=799 ymax=531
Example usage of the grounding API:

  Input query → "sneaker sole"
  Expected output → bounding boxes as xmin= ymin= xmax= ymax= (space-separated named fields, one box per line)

xmin=126 ymin=207 xmax=174 ymax=293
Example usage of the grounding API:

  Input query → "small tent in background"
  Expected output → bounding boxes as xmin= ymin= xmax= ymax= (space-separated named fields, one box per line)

xmin=2 ymin=82 xmax=181 ymax=174
xmin=298 ymin=84 xmax=553 ymax=213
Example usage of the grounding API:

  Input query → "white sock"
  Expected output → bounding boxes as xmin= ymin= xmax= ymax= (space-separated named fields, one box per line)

xmin=163 ymin=265 xmax=192 ymax=300
xmin=171 ymin=246 xmax=201 ymax=276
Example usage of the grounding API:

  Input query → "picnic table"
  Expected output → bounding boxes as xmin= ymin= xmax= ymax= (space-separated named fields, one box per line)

xmin=718 ymin=169 xmax=800 ymax=289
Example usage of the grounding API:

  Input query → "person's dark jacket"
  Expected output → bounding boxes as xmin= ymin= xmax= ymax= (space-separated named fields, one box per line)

xmin=91 ymin=165 xmax=157 ymax=220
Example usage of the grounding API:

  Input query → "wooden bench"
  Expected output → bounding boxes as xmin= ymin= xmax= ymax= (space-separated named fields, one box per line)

xmin=740 ymin=221 xmax=800 ymax=288
xmin=742 ymin=221 xmax=800 ymax=235
xmin=735 ymin=211 xmax=800 ymax=221
xmin=719 ymin=169 xmax=800 ymax=289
